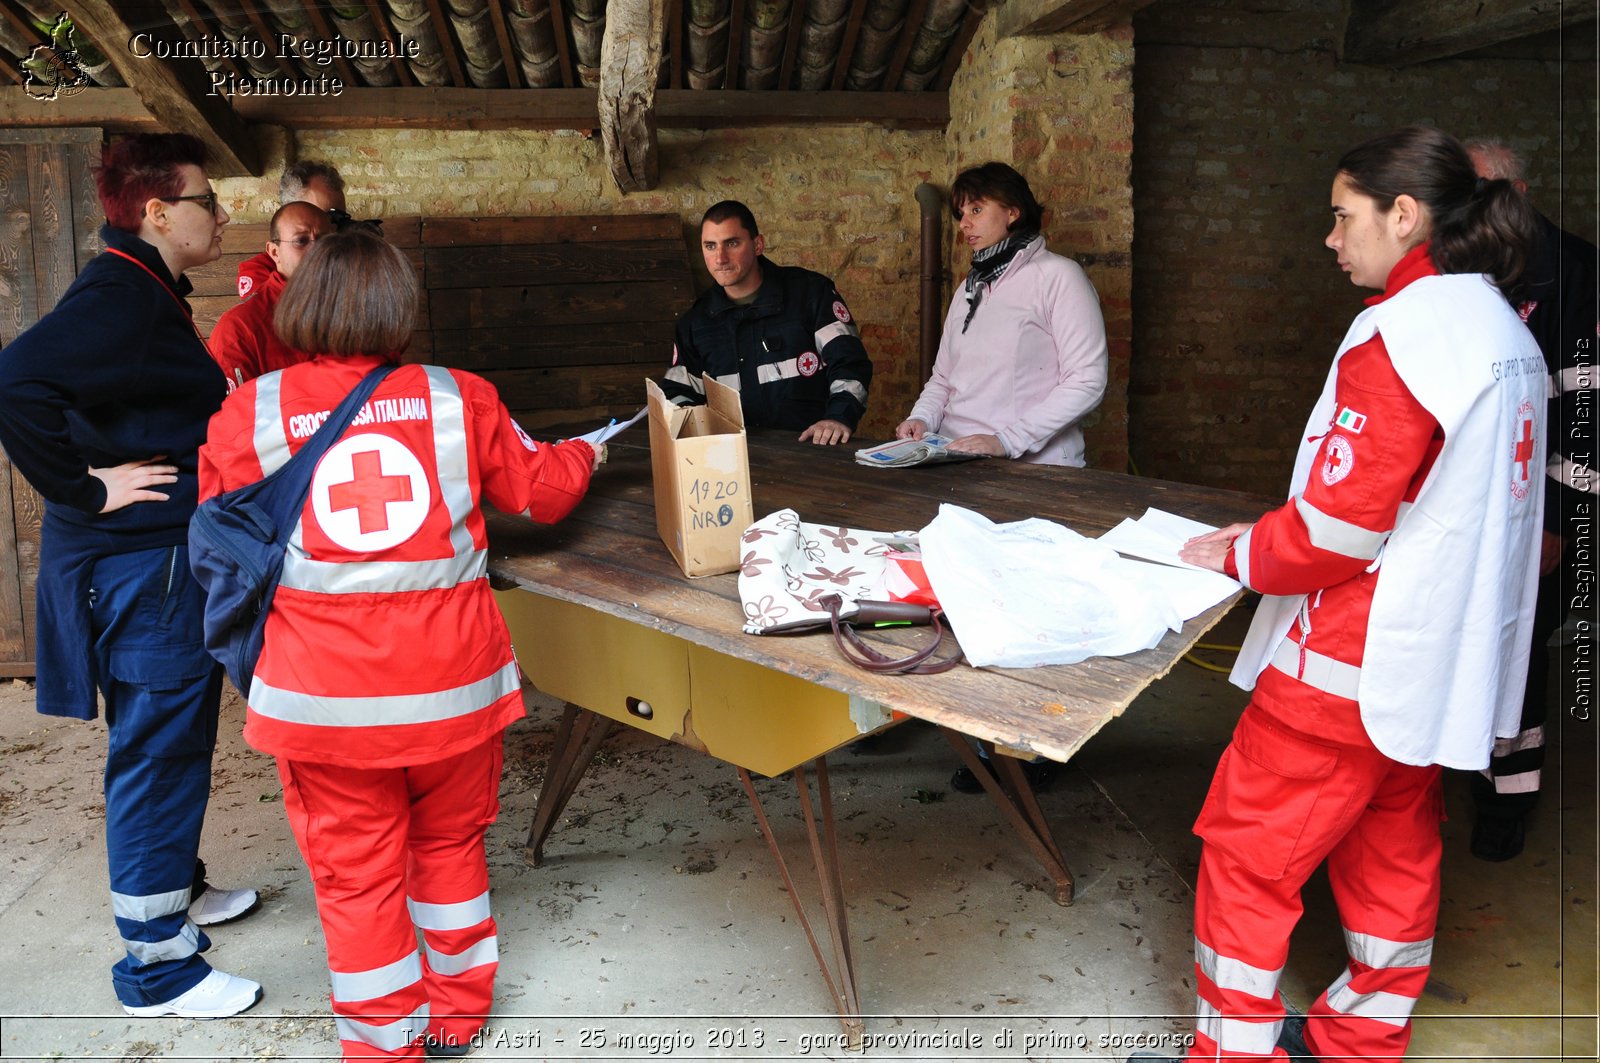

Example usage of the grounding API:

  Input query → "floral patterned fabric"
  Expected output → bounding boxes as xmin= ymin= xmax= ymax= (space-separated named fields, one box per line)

xmin=738 ymin=509 xmax=895 ymax=634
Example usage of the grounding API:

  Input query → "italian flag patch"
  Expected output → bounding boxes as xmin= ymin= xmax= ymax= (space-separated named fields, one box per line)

xmin=1335 ymin=407 xmax=1367 ymax=434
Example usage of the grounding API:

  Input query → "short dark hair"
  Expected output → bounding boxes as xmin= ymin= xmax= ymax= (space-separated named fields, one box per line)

xmin=1337 ymin=126 xmax=1539 ymax=296
xmin=280 ymin=160 xmax=344 ymax=204
xmin=275 ymin=229 xmax=416 ymax=357
xmin=949 ymin=162 xmax=1044 ymax=233
xmin=701 ymin=200 xmax=759 ymax=239
xmin=95 ymin=133 xmax=209 ymax=233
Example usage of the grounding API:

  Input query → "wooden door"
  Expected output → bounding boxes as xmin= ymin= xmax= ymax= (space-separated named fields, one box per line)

xmin=0 ymin=128 xmax=103 ymax=677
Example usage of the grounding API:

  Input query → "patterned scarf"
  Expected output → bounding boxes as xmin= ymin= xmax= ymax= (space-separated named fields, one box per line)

xmin=962 ymin=229 xmax=1040 ymax=333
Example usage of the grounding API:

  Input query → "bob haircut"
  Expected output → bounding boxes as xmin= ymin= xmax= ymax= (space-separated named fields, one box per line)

xmin=701 ymin=200 xmax=760 ymax=239
xmin=949 ymin=162 xmax=1044 ymax=233
xmin=95 ymin=133 xmax=209 ymax=233
xmin=275 ymin=229 xmax=416 ymax=357
xmin=1336 ymin=126 xmax=1538 ymax=296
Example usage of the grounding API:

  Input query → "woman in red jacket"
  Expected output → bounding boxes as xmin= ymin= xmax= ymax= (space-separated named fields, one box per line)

xmin=199 ymin=229 xmax=600 ymax=1060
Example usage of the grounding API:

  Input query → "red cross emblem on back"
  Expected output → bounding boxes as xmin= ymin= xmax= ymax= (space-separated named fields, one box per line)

xmin=328 ymin=449 xmax=414 ymax=533
xmin=1513 ymin=418 xmax=1535 ymax=481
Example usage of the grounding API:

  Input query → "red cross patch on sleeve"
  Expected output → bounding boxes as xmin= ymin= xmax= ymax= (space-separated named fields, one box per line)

xmin=832 ymin=300 xmax=851 ymax=324
xmin=1321 ymin=434 xmax=1355 ymax=486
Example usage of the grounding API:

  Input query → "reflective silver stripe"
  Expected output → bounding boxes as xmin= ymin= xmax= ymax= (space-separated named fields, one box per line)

xmin=1196 ymin=999 xmax=1281 ymax=1055
xmin=663 ymin=365 xmax=703 ymax=394
xmin=331 ymin=951 xmax=423 ymax=1003
xmin=426 ymin=935 xmax=499 ymax=977
xmin=253 ymin=372 xmax=291 ymax=475
xmin=830 ymin=378 xmax=868 ymax=405
xmin=1195 ymin=939 xmax=1281 ymax=999
xmin=755 ymin=358 xmax=802 ymax=384
xmin=1269 ymin=638 xmax=1361 ymax=701
xmin=122 ymin=922 xmax=201 ymax=965
xmin=1233 ymin=525 xmax=1254 ymax=589
xmin=1549 ymin=455 xmax=1598 ymax=495
xmin=1295 ymin=496 xmax=1388 ymax=560
xmin=249 ymin=661 xmax=521 ymax=727
xmin=1491 ymin=725 xmax=1545 ymax=757
xmin=814 ymin=320 xmax=858 ymax=349
xmin=424 ymin=366 xmax=477 ymax=563
xmin=335 ymin=1003 xmax=428 ymax=1052
xmin=1323 ymin=967 xmax=1417 ymax=1027
xmin=1556 ymin=365 xmax=1594 ymax=395
xmin=1344 ymin=929 xmax=1433 ymax=971
xmin=409 ymin=890 xmax=492 ymax=932
xmin=280 ymin=548 xmax=487 ymax=595
xmin=111 ymin=888 xmax=191 ymax=922
xmin=712 ymin=372 xmax=741 ymax=391
xmin=1488 ymin=768 xmax=1541 ymax=794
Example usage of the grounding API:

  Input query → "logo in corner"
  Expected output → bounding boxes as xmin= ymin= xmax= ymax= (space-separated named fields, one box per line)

xmin=23 ymin=14 xmax=91 ymax=102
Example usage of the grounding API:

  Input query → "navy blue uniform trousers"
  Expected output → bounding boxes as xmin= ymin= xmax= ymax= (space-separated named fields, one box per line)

xmin=90 ymin=544 xmax=223 ymax=1006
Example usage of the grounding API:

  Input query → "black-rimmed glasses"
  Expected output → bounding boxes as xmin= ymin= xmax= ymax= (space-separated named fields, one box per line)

xmin=162 ymin=191 xmax=221 ymax=215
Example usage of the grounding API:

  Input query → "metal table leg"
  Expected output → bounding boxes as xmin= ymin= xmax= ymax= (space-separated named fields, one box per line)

xmin=524 ymin=703 xmax=615 ymax=867
xmin=941 ymin=727 xmax=1075 ymax=905
xmin=739 ymin=759 xmax=865 ymax=1048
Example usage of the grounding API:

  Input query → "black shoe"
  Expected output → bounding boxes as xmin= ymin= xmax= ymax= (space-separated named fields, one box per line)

xmin=950 ymin=759 xmax=1053 ymax=794
xmin=425 ymin=1034 xmax=477 ymax=1058
xmin=1278 ymin=1005 xmax=1315 ymax=1061
xmin=950 ymin=762 xmax=990 ymax=793
xmin=1471 ymin=813 xmax=1527 ymax=861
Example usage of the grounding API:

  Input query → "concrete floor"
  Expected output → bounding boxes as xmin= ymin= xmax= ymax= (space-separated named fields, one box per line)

xmin=0 ymin=607 xmax=1593 ymax=1061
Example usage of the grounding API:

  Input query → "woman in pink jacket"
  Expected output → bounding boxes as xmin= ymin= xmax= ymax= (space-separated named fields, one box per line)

xmin=896 ymin=162 xmax=1108 ymax=466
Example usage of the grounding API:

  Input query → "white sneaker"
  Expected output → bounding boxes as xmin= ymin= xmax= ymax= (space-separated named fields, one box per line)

xmin=188 ymin=885 xmax=260 ymax=926
xmin=123 ymin=969 xmax=263 ymax=1018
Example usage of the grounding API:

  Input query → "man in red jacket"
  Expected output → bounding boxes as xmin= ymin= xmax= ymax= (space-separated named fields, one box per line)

xmin=237 ymin=160 xmax=348 ymax=299
xmin=210 ymin=201 xmax=334 ymax=389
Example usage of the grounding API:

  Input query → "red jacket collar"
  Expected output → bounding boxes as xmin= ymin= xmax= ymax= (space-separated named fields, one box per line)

xmin=1364 ymin=243 xmax=1437 ymax=306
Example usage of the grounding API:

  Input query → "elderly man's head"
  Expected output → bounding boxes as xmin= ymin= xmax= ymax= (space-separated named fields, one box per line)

xmin=1464 ymin=138 xmax=1529 ymax=195
xmin=280 ymin=161 xmax=346 ymax=213
xmin=266 ymin=201 xmax=334 ymax=280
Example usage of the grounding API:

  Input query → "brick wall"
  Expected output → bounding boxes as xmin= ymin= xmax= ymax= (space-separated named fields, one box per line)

xmin=945 ymin=17 xmax=1136 ymax=471
xmin=1130 ymin=0 xmax=1598 ymax=492
xmin=214 ymin=125 xmax=945 ymax=439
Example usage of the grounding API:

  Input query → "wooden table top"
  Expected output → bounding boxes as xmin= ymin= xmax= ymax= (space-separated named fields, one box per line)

xmin=486 ymin=429 xmax=1275 ymax=763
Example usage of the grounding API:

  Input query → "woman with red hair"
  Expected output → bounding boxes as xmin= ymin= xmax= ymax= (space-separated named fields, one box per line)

xmin=0 ymin=133 xmax=263 ymax=1018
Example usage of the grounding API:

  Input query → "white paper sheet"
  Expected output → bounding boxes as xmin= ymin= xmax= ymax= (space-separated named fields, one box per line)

xmin=1097 ymin=507 xmax=1242 ymax=620
xmin=570 ymin=406 xmax=648 ymax=447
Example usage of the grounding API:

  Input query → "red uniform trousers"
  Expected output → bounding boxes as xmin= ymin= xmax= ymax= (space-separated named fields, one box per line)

xmin=279 ymin=736 xmax=504 ymax=1061
xmin=1185 ymin=697 xmax=1442 ymax=1063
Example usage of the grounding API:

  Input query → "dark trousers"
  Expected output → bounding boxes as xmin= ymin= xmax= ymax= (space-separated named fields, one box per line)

xmin=91 ymin=544 xmax=224 ymax=1006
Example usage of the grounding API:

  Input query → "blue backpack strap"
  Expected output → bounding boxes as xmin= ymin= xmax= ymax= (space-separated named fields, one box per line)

xmin=266 ymin=363 xmax=398 ymax=528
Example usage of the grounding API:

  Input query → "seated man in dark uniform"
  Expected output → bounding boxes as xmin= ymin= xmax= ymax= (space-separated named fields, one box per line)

xmin=662 ymin=201 xmax=872 ymax=444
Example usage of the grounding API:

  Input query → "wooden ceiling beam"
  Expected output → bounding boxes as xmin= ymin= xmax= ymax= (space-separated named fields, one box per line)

xmin=721 ymin=0 xmax=747 ymax=89
xmin=0 ymin=2 xmax=45 ymax=49
xmin=932 ymin=0 xmax=985 ymax=91
xmin=0 ymin=84 xmax=947 ymax=130
xmin=301 ymin=2 xmax=363 ymax=89
xmin=830 ymin=0 xmax=871 ymax=90
xmin=881 ymin=0 xmax=931 ymax=91
xmin=484 ymin=0 xmax=524 ymax=88
xmin=421 ymin=0 xmax=468 ymax=86
xmin=778 ymin=0 xmax=809 ymax=90
xmin=171 ymin=0 xmax=245 ymax=83
xmin=547 ymin=0 xmax=576 ymax=87
xmin=993 ymin=0 xmax=1157 ymax=38
xmin=1345 ymin=0 xmax=1591 ymax=67
xmin=668 ymin=0 xmax=684 ymax=87
xmin=56 ymin=1 xmax=261 ymax=176
xmin=363 ymin=0 xmax=416 ymax=85
xmin=239 ymin=5 xmax=301 ymax=79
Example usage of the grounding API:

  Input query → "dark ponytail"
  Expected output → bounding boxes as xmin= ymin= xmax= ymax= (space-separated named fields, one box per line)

xmin=1336 ymin=126 xmax=1539 ymax=298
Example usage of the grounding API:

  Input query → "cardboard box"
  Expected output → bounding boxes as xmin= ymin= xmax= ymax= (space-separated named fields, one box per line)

xmin=645 ymin=377 xmax=754 ymax=577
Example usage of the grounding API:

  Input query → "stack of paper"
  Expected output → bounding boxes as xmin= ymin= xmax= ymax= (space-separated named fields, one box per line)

xmin=855 ymin=434 xmax=984 ymax=468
